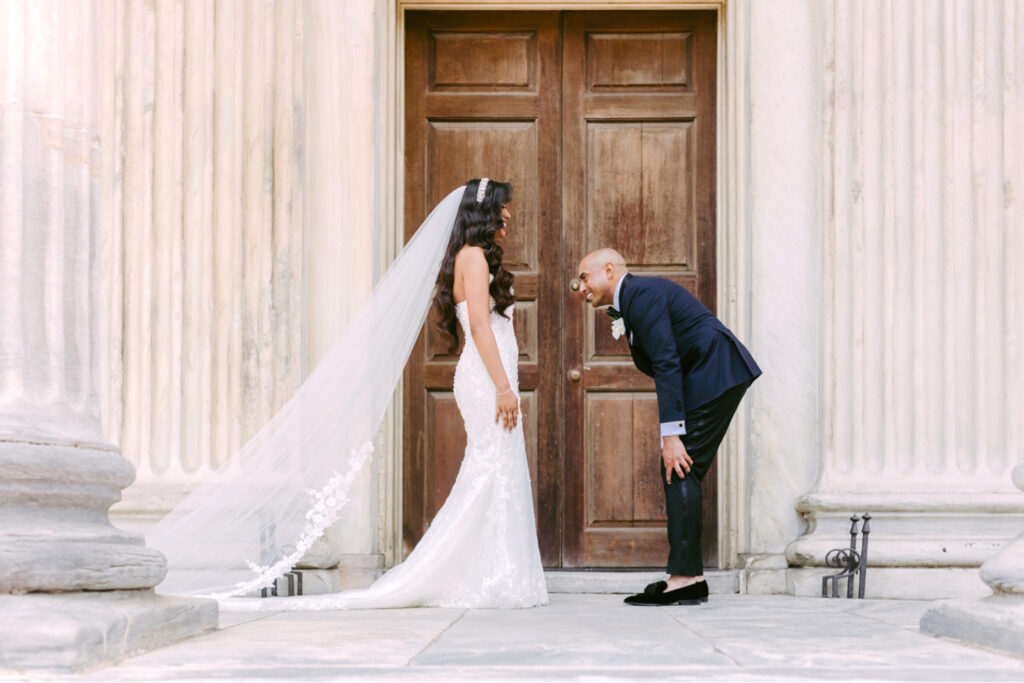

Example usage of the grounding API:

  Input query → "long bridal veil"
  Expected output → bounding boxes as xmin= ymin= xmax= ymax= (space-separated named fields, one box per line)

xmin=146 ymin=186 xmax=466 ymax=598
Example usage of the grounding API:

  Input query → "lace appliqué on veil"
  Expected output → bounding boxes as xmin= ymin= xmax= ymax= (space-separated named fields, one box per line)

xmin=214 ymin=441 xmax=375 ymax=600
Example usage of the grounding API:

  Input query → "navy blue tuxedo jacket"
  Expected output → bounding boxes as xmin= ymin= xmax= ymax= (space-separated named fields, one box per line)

xmin=617 ymin=274 xmax=762 ymax=425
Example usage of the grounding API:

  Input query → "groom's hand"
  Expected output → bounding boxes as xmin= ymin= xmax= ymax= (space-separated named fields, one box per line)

xmin=662 ymin=437 xmax=693 ymax=484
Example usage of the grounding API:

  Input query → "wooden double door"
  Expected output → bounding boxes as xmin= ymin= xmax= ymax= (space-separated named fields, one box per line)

xmin=402 ymin=10 xmax=718 ymax=568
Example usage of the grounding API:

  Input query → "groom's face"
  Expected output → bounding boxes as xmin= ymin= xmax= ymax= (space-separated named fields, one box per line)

xmin=577 ymin=258 xmax=615 ymax=307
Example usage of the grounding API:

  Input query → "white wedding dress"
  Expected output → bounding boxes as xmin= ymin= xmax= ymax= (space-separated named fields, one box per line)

xmin=231 ymin=296 xmax=549 ymax=610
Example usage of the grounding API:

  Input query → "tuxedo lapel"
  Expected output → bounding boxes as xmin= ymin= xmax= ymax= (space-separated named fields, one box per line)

xmin=617 ymin=273 xmax=653 ymax=376
xmin=618 ymin=273 xmax=635 ymax=316
xmin=618 ymin=274 xmax=636 ymax=345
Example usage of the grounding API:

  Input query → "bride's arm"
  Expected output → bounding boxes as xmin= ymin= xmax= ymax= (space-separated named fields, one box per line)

xmin=458 ymin=247 xmax=519 ymax=431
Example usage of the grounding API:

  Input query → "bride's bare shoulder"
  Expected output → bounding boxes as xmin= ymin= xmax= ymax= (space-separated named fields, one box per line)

xmin=454 ymin=245 xmax=487 ymax=273
xmin=455 ymin=245 xmax=486 ymax=262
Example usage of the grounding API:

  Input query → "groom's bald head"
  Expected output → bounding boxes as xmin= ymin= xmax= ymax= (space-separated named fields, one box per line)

xmin=581 ymin=248 xmax=626 ymax=273
xmin=577 ymin=248 xmax=628 ymax=308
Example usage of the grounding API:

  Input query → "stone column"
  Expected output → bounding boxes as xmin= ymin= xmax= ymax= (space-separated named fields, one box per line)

xmin=0 ymin=0 xmax=214 ymax=671
xmin=784 ymin=0 xmax=1024 ymax=598
xmin=921 ymin=460 xmax=1024 ymax=657
xmin=102 ymin=0 xmax=307 ymax=531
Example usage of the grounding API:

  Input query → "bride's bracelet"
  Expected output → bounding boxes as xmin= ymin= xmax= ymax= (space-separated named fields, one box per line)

xmin=496 ymin=387 xmax=514 ymax=397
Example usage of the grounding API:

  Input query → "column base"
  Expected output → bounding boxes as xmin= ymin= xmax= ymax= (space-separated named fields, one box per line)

xmin=0 ymin=589 xmax=217 ymax=673
xmin=735 ymin=554 xmax=993 ymax=599
xmin=785 ymin=566 xmax=991 ymax=599
xmin=0 ymin=441 xmax=167 ymax=592
xmin=921 ymin=594 xmax=1024 ymax=658
xmin=782 ymin=491 xmax=1024 ymax=600
xmin=786 ymin=491 xmax=1024 ymax=569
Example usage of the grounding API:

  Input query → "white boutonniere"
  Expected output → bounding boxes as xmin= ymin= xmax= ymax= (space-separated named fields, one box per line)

xmin=611 ymin=318 xmax=626 ymax=340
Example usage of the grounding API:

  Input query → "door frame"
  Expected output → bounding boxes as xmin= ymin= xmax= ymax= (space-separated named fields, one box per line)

xmin=383 ymin=0 xmax=753 ymax=570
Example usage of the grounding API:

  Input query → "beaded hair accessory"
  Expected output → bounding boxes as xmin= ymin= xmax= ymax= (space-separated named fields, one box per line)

xmin=476 ymin=178 xmax=489 ymax=203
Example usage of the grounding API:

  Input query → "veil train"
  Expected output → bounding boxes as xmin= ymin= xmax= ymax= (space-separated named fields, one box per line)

xmin=146 ymin=186 xmax=467 ymax=599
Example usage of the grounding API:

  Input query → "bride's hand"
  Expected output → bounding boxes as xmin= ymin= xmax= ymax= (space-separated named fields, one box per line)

xmin=495 ymin=388 xmax=519 ymax=432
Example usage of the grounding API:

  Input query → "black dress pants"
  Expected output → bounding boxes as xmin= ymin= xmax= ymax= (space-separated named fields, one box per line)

xmin=662 ymin=380 xmax=752 ymax=576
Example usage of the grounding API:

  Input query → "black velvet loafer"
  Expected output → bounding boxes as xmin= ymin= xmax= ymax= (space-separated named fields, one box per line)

xmin=624 ymin=580 xmax=709 ymax=606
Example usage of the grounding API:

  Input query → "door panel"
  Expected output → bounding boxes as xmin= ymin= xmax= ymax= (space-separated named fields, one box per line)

xmin=586 ymin=122 xmax=698 ymax=265
xmin=586 ymin=32 xmax=692 ymax=88
xmin=562 ymin=10 xmax=718 ymax=568
xmin=403 ymin=12 xmax=562 ymax=565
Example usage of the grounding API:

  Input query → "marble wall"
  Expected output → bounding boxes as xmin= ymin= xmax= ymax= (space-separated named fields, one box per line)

xmin=100 ymin=0 xmax=384 ymax=572
xmin=742 ymin=0 xmax=825 ymax=560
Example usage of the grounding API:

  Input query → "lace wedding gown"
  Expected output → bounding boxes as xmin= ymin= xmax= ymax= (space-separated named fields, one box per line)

xmin=233 ymin=297 xmax=549 ymax=610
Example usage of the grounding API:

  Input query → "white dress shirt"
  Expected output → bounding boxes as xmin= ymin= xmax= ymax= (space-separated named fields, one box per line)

xmin=612 ymin=275 xmax=686 ymax=445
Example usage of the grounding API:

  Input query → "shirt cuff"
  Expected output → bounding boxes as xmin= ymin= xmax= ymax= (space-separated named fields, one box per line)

xmin=659 ymin=420 xmax=686 ymax=448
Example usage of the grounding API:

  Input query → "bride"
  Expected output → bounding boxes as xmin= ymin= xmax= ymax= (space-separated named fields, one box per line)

xmin=146 ymin=179 xmax=548 ymax=610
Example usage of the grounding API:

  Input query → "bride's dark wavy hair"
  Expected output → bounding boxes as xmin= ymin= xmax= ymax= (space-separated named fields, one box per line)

xmin=433 ymin=178 xmax=515 ymax=353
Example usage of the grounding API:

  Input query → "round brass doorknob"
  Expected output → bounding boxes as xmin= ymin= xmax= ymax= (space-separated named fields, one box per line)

xmin=568 ymin=369 xmax=582 ymax=382
xmin=569 ymin=279 xmax=580 ymax=291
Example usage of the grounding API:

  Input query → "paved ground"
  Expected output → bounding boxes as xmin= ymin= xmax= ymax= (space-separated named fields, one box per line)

xmin=7 ymin=594 xmax=1024 ymax=682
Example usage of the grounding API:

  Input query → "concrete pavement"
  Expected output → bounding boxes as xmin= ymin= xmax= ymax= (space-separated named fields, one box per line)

xmin=4 ymin=594 xmax=1023 ymax=682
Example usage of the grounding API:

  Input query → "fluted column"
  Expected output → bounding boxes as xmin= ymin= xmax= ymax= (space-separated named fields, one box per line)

xmin=0 ymin=0 xmax=165 ymax=593
xmin=786 ymin=0 xmax=1024 ymax=597
xmin=100 ymin=0 xmax=307 ymax=528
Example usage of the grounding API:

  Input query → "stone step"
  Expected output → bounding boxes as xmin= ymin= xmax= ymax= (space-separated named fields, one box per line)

xmin=202 ymin=568 xmax=743 ymax=599
xmin=544 ymin=569 xmax=740 ymax=594
xmin=0 ymin=590 xmax=217 ymax=672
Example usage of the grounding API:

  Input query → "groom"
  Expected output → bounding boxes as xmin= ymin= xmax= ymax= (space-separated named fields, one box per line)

xmin=577 ymin=249 xmax=762 ymax=606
